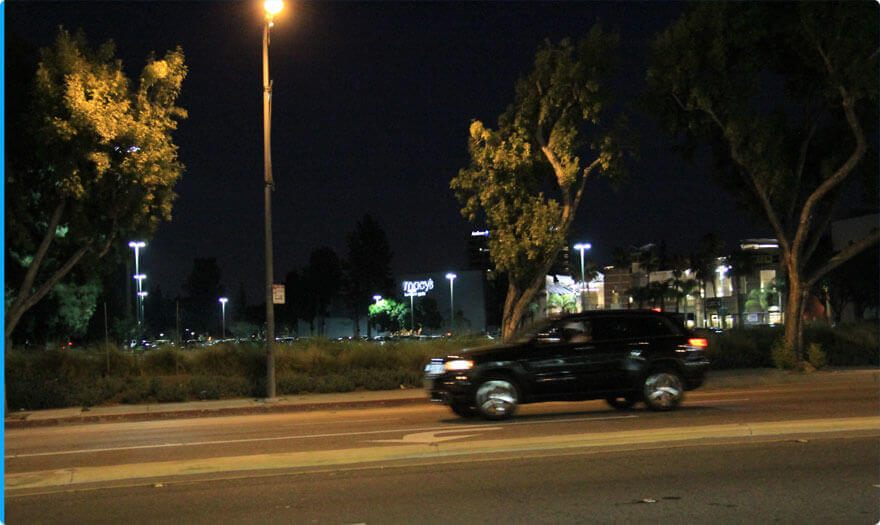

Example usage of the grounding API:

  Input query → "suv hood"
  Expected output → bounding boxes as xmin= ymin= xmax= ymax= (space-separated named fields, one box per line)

xmin=458 ymin=342 xmax=522 ymax=360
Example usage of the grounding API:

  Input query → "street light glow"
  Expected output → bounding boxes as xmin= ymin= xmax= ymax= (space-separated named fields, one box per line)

xmin=446 ymin=273 xmax=457 ymax=333
xmin=373 ymin=295 xmax=382 ymax=303
xmin=264 ymin=0 xmax=283 ymax=16
xmin=137 ymin=291 xmax=148 ymax=298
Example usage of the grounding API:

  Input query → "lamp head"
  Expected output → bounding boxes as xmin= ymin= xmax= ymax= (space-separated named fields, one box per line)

xmin=264 ymin=0 xmax=283 ymax=17
xmin=219 ymin=297 xmax=228 ymax=304
xmin=445 ymin=273 xmax=457 ymax=281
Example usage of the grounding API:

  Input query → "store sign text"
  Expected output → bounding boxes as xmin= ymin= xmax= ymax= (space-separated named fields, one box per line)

xmin=403 ymin=279 xmax=434 ymax=297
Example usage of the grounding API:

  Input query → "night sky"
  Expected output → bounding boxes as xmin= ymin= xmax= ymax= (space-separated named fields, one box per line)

xmin=5 ymin=1 xmax=768 ymax=303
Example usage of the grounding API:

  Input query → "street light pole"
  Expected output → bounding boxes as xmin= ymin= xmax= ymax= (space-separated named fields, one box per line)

xmin=133 ymin=274 xmax=146 ymax=333
xmin=219 ymin=297 xmax=228 ymax=338
xmin=262 ymin=0 xmax=283 ymax=399
xmin=573 ymin=243 xmax=591 ymax=311
xmin=445 ymin=273 xmax=457 ymax=332
xmin=128 ymin=241 xmax=146 ymax=335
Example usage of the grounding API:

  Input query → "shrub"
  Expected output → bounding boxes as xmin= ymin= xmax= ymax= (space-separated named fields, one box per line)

xmin=806 ymin=343 xmax=827 ymax=370
xmin=277 ymin=373 xmax=317 ymax=394
xmin=141 ymin=347 xmax=185 ymax=375
xmin=771 ymin=339 xmax=799 ymax=370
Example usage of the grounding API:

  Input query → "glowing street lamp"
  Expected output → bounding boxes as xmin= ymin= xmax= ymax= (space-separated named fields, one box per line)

xmin=219 ymin=297 xmax=229 ymax=338
xmin=445 ymin=273 xmax=457 ymax=331
xmin=261 ymin=0 xmax=284 ymax=399
xmin=573 ymin=243 xmax=591 ymax=310
xmin=373 ymin=295 xmax=383 ymax=304
xmin=128 ymin=241 xmax=146 ymax=330
xmin=133 ymin=274 xmax=147 ymax=330
xmin=715 ymin=264 xmax=730 ymax=297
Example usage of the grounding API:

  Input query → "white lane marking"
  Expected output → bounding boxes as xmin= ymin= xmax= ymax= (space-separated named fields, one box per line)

xmin=5 ymin=414 xmax=636 ymax=459
xmin=684 ymin=398 xmax=751 ymax=404
xmin=373 ymin=427 xmax=503 ymax=444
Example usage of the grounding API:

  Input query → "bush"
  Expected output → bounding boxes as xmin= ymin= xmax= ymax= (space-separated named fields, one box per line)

xmin=705 ymin=327 xmax=778 ymax=369
xmin=771 ymin=339 xmax=800 ymax=370
xmin=806 ymin=343 xmax=828 ymax=370
xmin=805 ymin=323 xmax=878 ymax=366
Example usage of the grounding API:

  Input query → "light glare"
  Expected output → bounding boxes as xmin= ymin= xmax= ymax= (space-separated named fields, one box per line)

xmin=264 ymin=0 xmax=283 ymax=16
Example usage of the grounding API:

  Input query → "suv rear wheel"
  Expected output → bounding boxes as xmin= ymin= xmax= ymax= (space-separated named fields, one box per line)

xmin=642 ymin=369 xmax=684 ymax=411
xmin=475 ymin=378 xmax=519 ymax=420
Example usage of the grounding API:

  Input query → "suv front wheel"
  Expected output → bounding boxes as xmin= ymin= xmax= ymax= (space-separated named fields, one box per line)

xmin=642 ymin=369 xmax=684 ymax=411
xmin=475 ymin=377 xmax=519 ymax=420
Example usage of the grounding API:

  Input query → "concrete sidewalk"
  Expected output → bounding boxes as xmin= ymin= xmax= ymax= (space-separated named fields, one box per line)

xmin=5 ymin=367 xmax=876 ymax=429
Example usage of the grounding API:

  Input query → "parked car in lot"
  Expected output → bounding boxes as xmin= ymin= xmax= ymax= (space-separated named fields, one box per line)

xmin=424 ymin=310 xmax=710 ymax=419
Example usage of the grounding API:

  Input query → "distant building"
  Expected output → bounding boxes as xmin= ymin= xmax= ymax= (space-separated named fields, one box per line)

xmin=397 ymin=270 xmax=487 ymax=335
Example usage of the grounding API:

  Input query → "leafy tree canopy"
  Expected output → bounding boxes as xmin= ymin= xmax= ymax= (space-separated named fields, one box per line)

xmin=452 ymin=26 xmax=632 ymax=338
xmin=5 ymin=28 xmax=187 ymax=342
xmin=646 ymin=3 xmax=878 ymax=359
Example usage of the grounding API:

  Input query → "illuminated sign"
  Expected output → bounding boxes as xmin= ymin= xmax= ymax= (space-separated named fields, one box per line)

xmin=471 ymin=230 xmax=489 ymax=237
xmin=403 ymin=279 xmax=434 ymax=297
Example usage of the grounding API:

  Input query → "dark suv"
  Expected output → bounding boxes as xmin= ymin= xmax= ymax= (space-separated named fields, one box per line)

xmin=424 ymin=310 xmax=710 ymax=419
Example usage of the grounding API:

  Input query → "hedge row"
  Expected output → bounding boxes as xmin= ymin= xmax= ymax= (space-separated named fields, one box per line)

xmin=6 ymin=326 xmax=877 ymax=410
xmin=704 ymin=323 xmax=878 ymax=370
xmin=5 ymin=337 xmax=483 ymax=410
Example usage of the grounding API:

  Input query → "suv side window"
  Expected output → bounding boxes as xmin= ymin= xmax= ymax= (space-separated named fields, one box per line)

xmin=592 ymin=316 xmax=673 ymax=341
xmin=561 ymin=320 xmax=592 ymax=343
xmin=631 ymin=316 xmax=674 ymax=338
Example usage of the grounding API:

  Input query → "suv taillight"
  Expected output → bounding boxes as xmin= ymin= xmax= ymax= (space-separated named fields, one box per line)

xmin=688 ymin=338 xmax=708 ymax=348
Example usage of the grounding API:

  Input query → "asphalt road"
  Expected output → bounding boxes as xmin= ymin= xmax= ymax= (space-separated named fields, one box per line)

xmin=5 ymin=375 xmax=879 ymax=523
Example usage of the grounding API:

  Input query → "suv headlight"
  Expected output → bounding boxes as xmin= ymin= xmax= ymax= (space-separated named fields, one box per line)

xmin=445 ymin=359 xmax=474 ymax=371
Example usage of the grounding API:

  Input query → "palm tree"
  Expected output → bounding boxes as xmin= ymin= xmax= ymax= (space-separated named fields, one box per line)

xmin=677 ymin=278 xmax=700 ymax=322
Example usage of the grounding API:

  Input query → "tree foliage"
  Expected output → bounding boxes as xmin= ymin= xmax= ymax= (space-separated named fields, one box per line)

xmin=451 ymin=26 xmax=631 ymax=338
xmin=368 ymin=298 xmax=410 ymax=333
xmin=344 ymin=214 xmax=395 ymax=337
xmin=5 ymin=28 xmax=187 ymax=342
xmin=647 ymin=3 xmax=878 ymax=360
xmin=182 ymin=257 xmax=223 ymax=335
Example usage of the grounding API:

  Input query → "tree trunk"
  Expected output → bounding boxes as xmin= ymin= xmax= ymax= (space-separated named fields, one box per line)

xmin=501 ymin=274 xmax=549 ymax=340
xmin=782 ymin=271 xmax=805 ymax=361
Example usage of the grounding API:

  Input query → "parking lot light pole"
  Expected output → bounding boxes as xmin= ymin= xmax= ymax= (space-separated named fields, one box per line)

xmin=133 ymin=273 xmax=147 ymax=333
xmin=128 ymin=241 xmax=146 ymax=331
xmin=262 ymin=0 xmax=283 ymax=399
xmin=573 ymin=242 xmax=591 ymax=311
xmin=445 ymin=273 xmax=457 ymax=332
xmin=219 ymin=297 xmax=228 ymax=338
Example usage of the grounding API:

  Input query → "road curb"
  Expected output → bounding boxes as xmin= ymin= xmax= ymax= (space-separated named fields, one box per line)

xmin=4 ymin=396 xmax=427 ymax=429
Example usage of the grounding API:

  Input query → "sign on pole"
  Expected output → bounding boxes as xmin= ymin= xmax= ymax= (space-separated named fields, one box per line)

xmin=272 ymin=284 xmax=285 ymax=304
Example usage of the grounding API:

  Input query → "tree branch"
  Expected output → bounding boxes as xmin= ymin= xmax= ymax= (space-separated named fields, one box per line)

xmin=10 ymin=200 xmax=66 ymax=316
xmin=804 ymin=228 xmax=880 ymax=289
xmin=787 ymin=115 xmax=819 ymax=224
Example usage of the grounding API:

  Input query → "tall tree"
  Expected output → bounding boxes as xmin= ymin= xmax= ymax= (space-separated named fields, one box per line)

xmin=647 ymin=3 xmax=878 ymax=361
xmin=182 ymin=257 xmax=223 ymax=335
xmin=306 ymin=247 xmax=343 ymax=336
xmin=344 ymin=215 xmax=395 ymax=338
xmin=5 ymin=28 xmax=187 ymax=344
xmin=451 ymin=27 xmax=631 ymax=339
